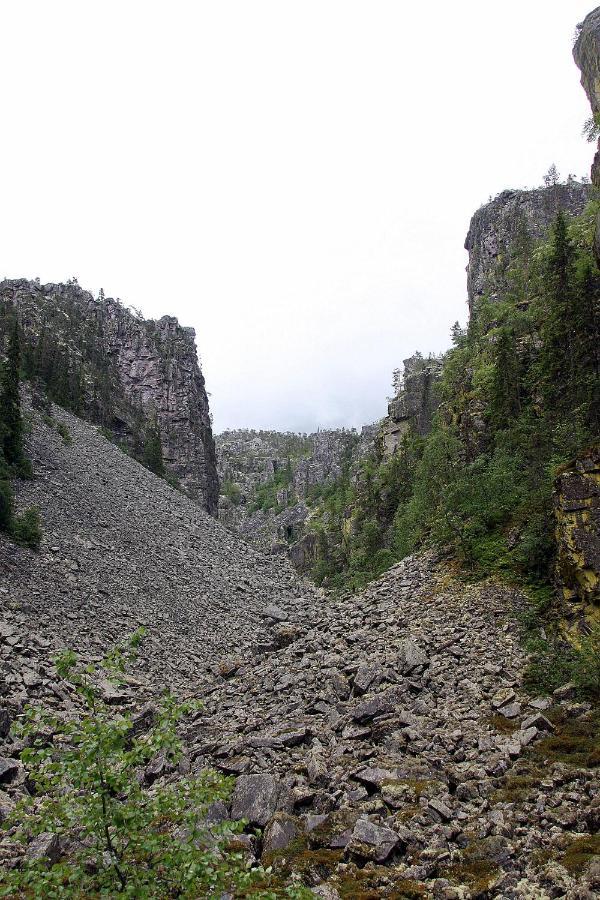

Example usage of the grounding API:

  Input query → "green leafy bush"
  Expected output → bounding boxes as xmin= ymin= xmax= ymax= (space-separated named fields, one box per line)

xmin=11 ymin=506 xmax=42 ymax=550
xmin=222 ymin=479 xmax=242 ymax=505
xmin=0 ymin=633 xmax=305 ymax=898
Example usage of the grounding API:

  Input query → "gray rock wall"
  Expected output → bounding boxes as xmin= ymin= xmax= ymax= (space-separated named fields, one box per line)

xmin=0 ymin=278 xmax=218 ymax=514
xmin=465 ymin=182 xmax=591 ymax=314
xmin=574 ymin=7 xmax=600 ymax=265
xmin=381 ymin=355 xmax=443 ymax=456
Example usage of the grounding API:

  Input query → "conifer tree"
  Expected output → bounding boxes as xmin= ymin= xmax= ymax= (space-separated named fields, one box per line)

xmin=0 ymin=318 xmax=26 ymax=471
xmin=490 ymin=327 xmax=521 ymax=428
xmin=142 ymin=415 xmax=165 ymax=477
xmin=539 ymin=210 xmax=577 ymax=411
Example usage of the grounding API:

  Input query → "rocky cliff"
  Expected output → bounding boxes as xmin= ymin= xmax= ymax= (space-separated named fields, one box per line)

xmin=381 ymin=354 xmax=443 ymax=457
xmin=554 ymin=444 xmax=600 ymax=620
xmin=0 ymin=279 xmax=219 ymax=514
xmin=465 ymin=182 xmax=591 ymax=314
xmin=574 ymin=7 xmax=600 ymax=266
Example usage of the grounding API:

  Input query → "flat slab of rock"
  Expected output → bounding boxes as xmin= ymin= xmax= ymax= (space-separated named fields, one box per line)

xmin=262 ymin=604 xmax=288 ymax=622
xmin=231 ymin=774 xmax=279 ymax=826
xmin=346 ymin=818 xmax=399 ymax=862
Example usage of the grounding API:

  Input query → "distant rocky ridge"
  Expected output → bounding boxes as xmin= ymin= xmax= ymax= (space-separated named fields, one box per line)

xmin=216 ymin=427 xmax=375 ymax=558
xmin=0 ymin=278 xmax=219 ymax=514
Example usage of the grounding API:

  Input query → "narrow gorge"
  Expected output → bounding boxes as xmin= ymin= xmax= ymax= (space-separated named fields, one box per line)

xmin=0 ymin=6 xmax=599 ymax=900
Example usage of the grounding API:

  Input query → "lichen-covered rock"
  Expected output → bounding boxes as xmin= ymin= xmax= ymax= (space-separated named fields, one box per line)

xmin=465 ymin=183 xmax=591 ymax=314
xmin=0 ymin=278 xmax=218 ymax=514
xmin=554 ymin=443 xmax=600 ymax=611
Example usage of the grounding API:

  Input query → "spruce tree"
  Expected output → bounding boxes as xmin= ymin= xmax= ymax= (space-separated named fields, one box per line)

xmin=490 ymin=327 xmax=521 ymax=428
xmin=539 ymin=210 xmax=576 ymax=411
xmin=0 ymin=318 xmax=26 ymax=471
xmin=142 ymin=416 xmax=165 ymax=477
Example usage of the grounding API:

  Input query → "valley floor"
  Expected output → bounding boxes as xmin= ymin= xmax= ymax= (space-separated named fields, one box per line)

xmin=2 ymin=549 xmax=598 ymax=897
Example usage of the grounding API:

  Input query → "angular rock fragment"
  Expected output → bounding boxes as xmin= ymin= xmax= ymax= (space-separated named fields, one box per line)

xmin=231 ymin=774 xmax=279 ymax=826
xmin=346 ymin=818 xmax=399 ymax=862
xmin=25 ymin=832 xmax=62 ymax=865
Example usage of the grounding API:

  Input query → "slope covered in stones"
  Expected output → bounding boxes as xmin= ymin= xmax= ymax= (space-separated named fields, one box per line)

xmin=2 ymin=541 xmax=599 ymax=896
xmin=0 ymin=395 xmax=314 ymax=693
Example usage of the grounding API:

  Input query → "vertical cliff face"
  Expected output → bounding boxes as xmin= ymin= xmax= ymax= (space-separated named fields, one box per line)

xmin=0 ymin=278 xmax=219 ymax=514
xmin=465 ymin=182 xmax=591 ymax=314
xmin=554 ymin=445 xmax=600 ymax=617
xmin=574 ymin=7 xmax=600 ymax=266
xmin=381 ymin=354 xmax=443 ymax=457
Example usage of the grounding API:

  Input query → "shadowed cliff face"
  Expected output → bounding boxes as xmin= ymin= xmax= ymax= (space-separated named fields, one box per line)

xmin=574 ymin=6 xmax=600 ymax=267
xmin=464 ymin=182 xmax=591 ymax=315
xmin=0 ymin=278 xmax=219 ymax=515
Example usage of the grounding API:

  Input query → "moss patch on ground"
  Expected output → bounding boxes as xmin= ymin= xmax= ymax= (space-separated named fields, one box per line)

xmin=334 ymin=864 xmax=427 ymax=899
xmin=560 ymin=834 xmax=600 ymax=874
xmin=532 ymin=707 xmax=600 ymax=768
xmin=488 ymin=714 xmax=520 ymax=735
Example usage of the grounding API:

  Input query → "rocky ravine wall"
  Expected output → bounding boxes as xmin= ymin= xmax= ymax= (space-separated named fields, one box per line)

xmin=0 ymin=278 xmax=219 ymax=515
xmin=554 ymin=444 xmax=600 ymax=622
xmin=574 ymin=6 xmax=600 ymax=266
xmin=465 ymin=181 xmax=591 ymax=314
xmin=381 ymin=354 xmax=444 ymax=457
xmin=216 ymin=428 xmax=374 ymax=558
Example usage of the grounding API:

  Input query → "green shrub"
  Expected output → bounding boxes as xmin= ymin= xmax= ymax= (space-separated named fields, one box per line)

xmin=0 ymin=478 xmax=12 ymax=531
xmin=56 ymin=421 xmax=72 ymax=445
xmin=11 ymin=506 xmax=42 ymax=550
xmin=222 ymin=479 xmax=242 ymax=505
xmin=0 ymin=632 xmax=306 ymax=899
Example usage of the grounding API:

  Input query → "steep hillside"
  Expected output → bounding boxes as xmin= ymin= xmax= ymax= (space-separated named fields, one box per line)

xmin=0 ymin=279 xmax=219 ymax=514
xmin=304 ymin=181 xmax=600 ymax=606
xmin=0 ymin=395 xmax=313 ymax=692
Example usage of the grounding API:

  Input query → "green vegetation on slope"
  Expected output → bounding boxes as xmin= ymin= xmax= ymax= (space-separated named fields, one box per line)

xmin=0 ymin=632 xmax=308 ymax=899
xmin=309 ymin=204 xmax=600 ymax=604
xmin=0 ymin=317 xmax=42 ymax=549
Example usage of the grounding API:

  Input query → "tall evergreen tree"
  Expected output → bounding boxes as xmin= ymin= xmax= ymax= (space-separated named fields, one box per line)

xmin=142 ymin=416 xmax=165 ymax=477
xmin=490 ymin=327 xmax=521 ymax=428
xmin=539 ymin=210 xmax=577 ymax=410
xmin=0 ymin=318 xmax=26 ymax=471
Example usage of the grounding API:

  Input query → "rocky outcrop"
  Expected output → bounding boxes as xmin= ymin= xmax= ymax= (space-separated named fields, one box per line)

xmin=381 ymin=354 xmax=443 ymax=457
xmin=465 ymin=182 xmax=591 ymax=314
xmin=574 ymin=7 xmax=600 ymax=266
xmin=554 ymin=444 xmax=600 ymax=616
xmin=0 ymin=279 xmax=218 ymax=514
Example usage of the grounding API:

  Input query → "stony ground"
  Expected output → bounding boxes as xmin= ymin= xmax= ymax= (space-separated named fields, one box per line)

xmin=0 ymin=400 xmax=313 ymax=691
xmin=0 ymin=404 xmax=599 ymax=897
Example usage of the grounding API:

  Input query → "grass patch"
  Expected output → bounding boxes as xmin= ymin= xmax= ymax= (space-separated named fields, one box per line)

xmin=531 ymin=707 xmax=600 ymax=768
xmin=560 ymin=834 xmax=600 ymax=874
xmin=488 ymin=714 xmax=520 ymax=735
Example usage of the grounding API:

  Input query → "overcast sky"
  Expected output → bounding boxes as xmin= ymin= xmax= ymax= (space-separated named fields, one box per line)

xmin=0 ymin=1 xmax=595 ymax=433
